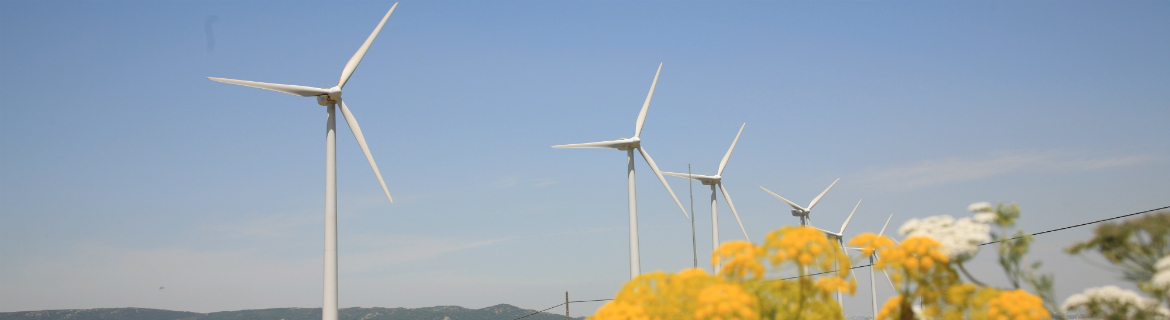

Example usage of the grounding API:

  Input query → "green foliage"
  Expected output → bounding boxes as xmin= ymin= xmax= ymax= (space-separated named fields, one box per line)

xmin=1066 ymin=211 xmax=1170 ymax=285
xmin=971 ymin=202 xmax=1064 ymax=320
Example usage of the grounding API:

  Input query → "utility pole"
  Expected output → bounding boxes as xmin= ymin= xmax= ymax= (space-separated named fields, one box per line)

xmin=565 ymin=291 xmax=570 ymax=320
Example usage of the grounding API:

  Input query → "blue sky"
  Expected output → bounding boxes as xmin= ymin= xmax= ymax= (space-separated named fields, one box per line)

xmin=1 ymin=0 xmax=1168 ymax=317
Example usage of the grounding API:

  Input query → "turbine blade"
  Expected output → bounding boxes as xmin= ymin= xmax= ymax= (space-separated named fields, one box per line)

xmin=839 ymin=199 xmax=861 ymax=234
xmin=717 ymin=123 xmax=745 ymax=176
xmin=883 ymin=269 xmax=896 ymax=290
xmin=207 ymin=77 xmax=329 ymax=97
xmin=637 ymin=146 xmax=689 ymax=220
xmin=663 ymin=172 xmax=719 ymax=181
xmin=632 ymin=63 xmax=662 ymax=138
xmin=840 ymin=239 xmax=857 ymax=280
xmin=338 ymin=100 xmax=393 ymax=203
xmin=878 ymin=214 xmax=894 ymax=236
xmin=807 ymin=178 xmax=840 ymax=210
xmin=718 ymin=184 xmax=750 ymax=242
xmin=813 ymin=226 xmax=836 ymax=237
xmin=663 ymin=171 xmax=701 ymax=180
xmin=551 ymin=139 xmax=634 ymax=149
xmin=760 ymin=186 xmax=805 ymax=211
xmin=339 ymin=3 xmax=398 ymax=88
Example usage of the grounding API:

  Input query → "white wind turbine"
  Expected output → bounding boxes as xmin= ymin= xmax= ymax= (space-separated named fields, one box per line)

xmin=846 ymin=214 xmax=898 ymax=319
xmin=206 ymin=4 xmax=397 ymax=320
xmin=552 ymin=63 xmax=690 ymax=279
xmin=808 ymin=199 xmax=862 ymax=305
xmin=662 ymin=123 xmax=750 ymax=272
xmin=760 ymin=178 xmax=839 ymax=226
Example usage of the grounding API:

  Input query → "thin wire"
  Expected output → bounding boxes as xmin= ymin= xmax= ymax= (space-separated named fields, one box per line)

xmin=511 ymin=302 xmax=565 ymax=320
xmin=977 ymin=205 xmax=1170 ymax=246
xmin=511 ymin=300 xmax=616 ymax=320
xmin=570 ymin=299 xmax=613 ymax=303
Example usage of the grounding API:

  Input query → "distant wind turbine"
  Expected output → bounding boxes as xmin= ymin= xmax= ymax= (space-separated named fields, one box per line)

xmin=206 ymin=4 xmax=398 ymax=320
xmin=808 ymin=199 xmax=862 ymax=306
xmin=760 ymin=178 xmax=839 ymax=226
xmin=552 ymin=63 xmax=690 ymax=279
xmin=663 ymin=123 xmax=750 ymax=272
xmin=846 ymin=213 xmax=899 ymax=319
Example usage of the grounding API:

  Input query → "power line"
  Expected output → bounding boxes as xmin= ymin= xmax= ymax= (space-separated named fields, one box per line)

xmin=512 ymin=302 xmax=565 ymax=320
xmin=511 ymin=300 xmax=615 ymax=320
xmin=977 ymin=205 xmax=1170 ymax=246
xmin=517 ymin=205 xmax=1168 ymax=319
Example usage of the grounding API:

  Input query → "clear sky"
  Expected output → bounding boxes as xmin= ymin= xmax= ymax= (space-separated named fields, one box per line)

xmin=1 ymin=0 xmax=1168 ymax=317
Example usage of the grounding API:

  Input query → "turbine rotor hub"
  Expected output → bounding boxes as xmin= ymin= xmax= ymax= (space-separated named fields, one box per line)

xmin=317 ymin=86 xmax=344 ymax=106
xmin=615 ymin=138 xmax=640 ymax=151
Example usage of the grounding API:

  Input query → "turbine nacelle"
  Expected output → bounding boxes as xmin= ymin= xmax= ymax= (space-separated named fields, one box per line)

xmin=615 ymin=137 xmax=640 ymax=151
xmin=317 ymin=86 xmax=343 ymax=106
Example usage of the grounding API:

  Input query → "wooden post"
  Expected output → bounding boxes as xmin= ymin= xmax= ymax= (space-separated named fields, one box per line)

xmin=565 ymin=291 xmax=570 ymax=320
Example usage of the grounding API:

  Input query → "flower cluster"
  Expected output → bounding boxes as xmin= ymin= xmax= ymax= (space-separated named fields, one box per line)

xmin=940 ymin=283 xmax=999 ymax=320
xmin=987 ymin=289 xmax=1050 ymax=320
xmin=1152 ymin=256 xmax=1170 ymax=291
xmin=875 ymin=295 xmax=904 ymax=320
xmin=899 ymin=215 xmax=991 ymax=261
xmin=713 ymin=240 xmax=765 ymax=280
xmin=593 ymin=268 xmax=722 ymax=320
xmin=848 ymin=232 xmax=896 ymax=258
xmin=694 ymin=283 xmax=759 ymax=320
xmin=1061 ymin=285 xmax=1169 ymax=320
xmin=815 ymin=277 xmax=856 ymax=295
xmin=763 ymin=226 xmax=851 ymax=277
xmin=875 ymin=236 xmax=951 ymax=281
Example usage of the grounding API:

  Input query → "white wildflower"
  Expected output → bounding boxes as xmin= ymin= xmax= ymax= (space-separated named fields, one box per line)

xmin=1061 ymin=285 xmax=1169 ymax=319
xmin=898 ymin=215 xmax=991 ymax=261
xmin=973 ymin=212 xmax=997 ymax=224
xmin=1152 ymin=256 xmax=1170 ymax=290
xmin=968 ymin=202 xmax=993 ymax=212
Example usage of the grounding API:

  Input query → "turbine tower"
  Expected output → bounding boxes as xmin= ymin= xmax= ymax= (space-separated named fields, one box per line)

xmin=759 ymin=178 xmax=839 ymax=226
xmin=552 ymin=63 xmax=690 ymax=279
xmin=206 ymin=4 xmax=398 ymax=320
xmin=662 ymin=123 xmax=750 ymax=272
xmin=846 ymin=214 xmax=899 ymax=319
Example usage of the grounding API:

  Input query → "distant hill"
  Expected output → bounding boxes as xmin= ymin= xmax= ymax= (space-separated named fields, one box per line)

xmin=0 ymin=304 xmax=585 ymax=320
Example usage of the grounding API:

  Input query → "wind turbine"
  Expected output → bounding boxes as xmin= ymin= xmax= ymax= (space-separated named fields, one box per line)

xmin=552 ymin=63 xmax=690 ymax=279
xmin=808 ymin=199 xmax=862 ymax=305
xmin=662 ymin=124 xmax=750 ymax=272
xmin=759 ymin=178 xmax=839 ymax=226
xmin=846 ymin=214 xmax=898 ymax=319
xmin=206 ymin=4 xmax=397 ymax=320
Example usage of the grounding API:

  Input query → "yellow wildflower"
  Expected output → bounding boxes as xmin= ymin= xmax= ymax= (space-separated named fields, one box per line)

xmin=713 ymin=240 xmax=766 ymax=280
xmin=694 ymin=283 xmax=759 ymax=320
xmin=815 ymin=276 xmax=857 ymax=295
xmin=592 ymin=301 xmax=648 ymax=320
xmin=848 ymin=232 xmax=895 ymax=257
xmin=987 ymin=289 xmax=1050 ymax=320
xmin=876 ymin=295 xmax=904 ymax=320
xmin=763 ymin=226 xmax=850 ymax=276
